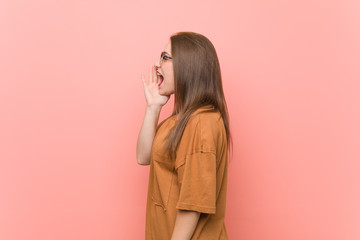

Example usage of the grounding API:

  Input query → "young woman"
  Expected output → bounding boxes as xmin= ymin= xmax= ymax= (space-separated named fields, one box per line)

xmin=137 ymin=31 xmax=232 ymax=240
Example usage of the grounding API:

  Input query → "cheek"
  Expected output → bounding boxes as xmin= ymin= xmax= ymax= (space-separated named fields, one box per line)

xmin=164 ymin=65 xmax=174 ymax=77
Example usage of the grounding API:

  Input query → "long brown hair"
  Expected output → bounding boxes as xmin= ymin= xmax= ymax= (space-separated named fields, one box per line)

xmin=157 ymin=31 xmax=233 ymax=162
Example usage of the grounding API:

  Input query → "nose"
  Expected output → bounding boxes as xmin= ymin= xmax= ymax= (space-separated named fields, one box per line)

xmin=154 ymin=59 xmax=161 ymax=68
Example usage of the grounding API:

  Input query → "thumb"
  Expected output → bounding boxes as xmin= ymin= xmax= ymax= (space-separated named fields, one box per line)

xmin=141 ymin=74 xmax=145 ymax=84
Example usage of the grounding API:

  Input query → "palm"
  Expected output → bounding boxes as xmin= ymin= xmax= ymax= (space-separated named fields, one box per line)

xmin=141 ymin=67 xmax=169 ymax=107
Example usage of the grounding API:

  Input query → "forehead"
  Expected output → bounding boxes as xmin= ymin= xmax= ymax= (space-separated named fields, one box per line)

xmin=163 ymin=40 xmax=171 ymax=55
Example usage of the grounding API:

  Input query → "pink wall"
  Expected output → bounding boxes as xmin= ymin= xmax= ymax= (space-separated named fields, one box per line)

xmin=1 ymin=0 xmax=359 ymax=239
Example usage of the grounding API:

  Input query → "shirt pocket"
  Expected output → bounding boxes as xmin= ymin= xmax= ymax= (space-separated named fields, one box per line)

xmin=151 ymin=150 xmax=175 ymax=212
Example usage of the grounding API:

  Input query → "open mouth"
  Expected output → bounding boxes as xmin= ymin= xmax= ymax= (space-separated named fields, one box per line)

xmin=157 ymin=71 xmax=164 ymax=86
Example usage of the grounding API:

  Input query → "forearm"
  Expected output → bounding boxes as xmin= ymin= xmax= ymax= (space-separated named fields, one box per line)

xmin=171 ymin=209 xmax=201 ymax=240
xmin=136 ymin=105 xmax=162 ymax=165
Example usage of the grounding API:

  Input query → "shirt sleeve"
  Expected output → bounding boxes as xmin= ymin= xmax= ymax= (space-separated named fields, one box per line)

xmin=175 ymin=114 xmax=218 ymax=214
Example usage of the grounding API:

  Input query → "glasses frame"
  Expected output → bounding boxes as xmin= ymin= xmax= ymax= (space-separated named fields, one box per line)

xmin=159 ymin=51 xmax=173 ymax=65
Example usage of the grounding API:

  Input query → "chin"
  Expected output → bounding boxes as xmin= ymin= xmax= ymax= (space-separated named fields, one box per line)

xmin=159 ymin=90 xmax=172 ymax=96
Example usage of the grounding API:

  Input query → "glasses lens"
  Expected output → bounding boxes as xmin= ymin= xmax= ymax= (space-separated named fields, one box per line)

xmin=160 ymin=52 xmax=165 ymax=64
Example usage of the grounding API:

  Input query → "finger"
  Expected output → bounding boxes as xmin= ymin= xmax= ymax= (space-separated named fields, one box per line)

xmin=153 ymin=66 xmax=157 ymax=84
xmin=148 ymin=66 xmax=152 ymax=83
xmin=154 ymin=66 xmax=159 ymax=84
xmin=141 ymin=74 xmax=145 ymax=85
xmin=142 ymin=73 xmax=148 ymax=84
xmin=152 ymin=66 xmax=156 ymax=83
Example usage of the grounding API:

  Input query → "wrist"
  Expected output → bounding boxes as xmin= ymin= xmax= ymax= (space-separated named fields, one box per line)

xmin=146 ymin=104 xmax=162 ymax=112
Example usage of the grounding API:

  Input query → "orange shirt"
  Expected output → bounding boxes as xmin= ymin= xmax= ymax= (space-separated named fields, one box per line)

xmin=145 ymin=105 xmax=229 ymax=239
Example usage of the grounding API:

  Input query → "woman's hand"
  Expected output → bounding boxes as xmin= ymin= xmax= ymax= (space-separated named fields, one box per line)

xmin=141 ymin=66 xmax=170 ymax=107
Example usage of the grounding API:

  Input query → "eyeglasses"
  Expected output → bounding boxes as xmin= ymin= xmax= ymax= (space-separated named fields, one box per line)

xmin=159 ymin=51 xmax=173 ymax=65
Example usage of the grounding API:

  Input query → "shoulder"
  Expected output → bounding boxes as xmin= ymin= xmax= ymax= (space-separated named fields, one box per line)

xmin=182 ymin=107 xmax=224 ymax=150
xmin=186 ymin=107 xmax=223 ymax=132
xmin=175 ymin=106 xmax=226 ymax=162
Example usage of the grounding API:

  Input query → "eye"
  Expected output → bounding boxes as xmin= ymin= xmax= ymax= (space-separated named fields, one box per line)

xmin=163 ymin=55 xmax=170 ymax=60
